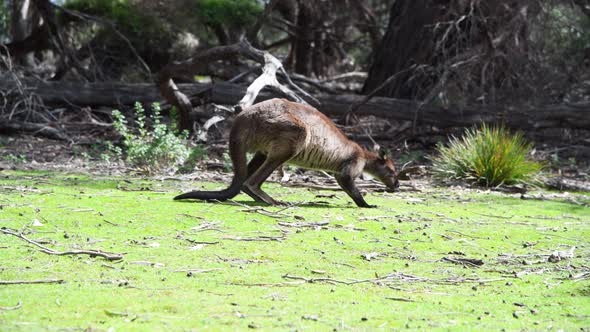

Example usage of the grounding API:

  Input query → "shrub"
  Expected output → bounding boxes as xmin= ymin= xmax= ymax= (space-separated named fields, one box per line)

xmin=431 ymin=125 xmax=543 ymax=186
xmin=112 ymin=102 xmax=189 ymax=173
xmin=63 ymin=0 xmax=174 ymax=80
xmin=195 ymin=0 xmax=263 ymax=27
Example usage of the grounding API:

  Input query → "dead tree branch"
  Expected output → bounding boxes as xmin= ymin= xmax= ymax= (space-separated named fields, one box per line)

xmin=0 ymin=121 xmax=71 ymax=142
xmin=157 ymin=39 xmax=315 ymax=131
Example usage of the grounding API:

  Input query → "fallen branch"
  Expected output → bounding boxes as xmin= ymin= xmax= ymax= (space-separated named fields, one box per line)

xmin=0 ymin=121 xmax=71 ymax=142
xmin=158 ymin=39 xmax=316 ymax=131
xmin=3 ymin=78 xmax=589 ymax=132
xmin=1 ymin=228 xmax=124 ymax=261
xmin=0 ymin=279 xmax=64 ymax=285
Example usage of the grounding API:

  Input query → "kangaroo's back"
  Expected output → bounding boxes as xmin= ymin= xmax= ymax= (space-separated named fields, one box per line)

xmin=234 ymin=99 xmax=361 ymax=171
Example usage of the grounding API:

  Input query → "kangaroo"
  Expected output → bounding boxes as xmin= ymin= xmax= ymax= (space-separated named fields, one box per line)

xmin=174 ymin=98 xmax=399 ymax=207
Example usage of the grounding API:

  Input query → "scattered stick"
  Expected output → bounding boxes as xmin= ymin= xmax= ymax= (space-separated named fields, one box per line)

xmin=0 ymin=301 xmax=23 ymax=310
xmin=282 ymin=272 xmax=506 ymax=287
xmin=1 ymin=228 xmax=124 ymax=261
xmin=173 ymin=268 xmax=221 ymax=274
xmin=222 ymin=235 xmax=286 ymax=242
xmin=219 ymin=200 xmax=291 ymax=219
xmin=0 ymin=279 xmax=64 ymax=285
xmin=441 ymin=257 xmax=484 ymax=267
xmin=385 ymin=297 xmax=415 ymax=303
xmin=228 ymin=281 xmax=305 ymax=287
xmin=184 ymin=239 xmax=220 ymax=245
xmin=129 ymin=261 xmax=165 ymax=267
xmin=571 ymin=272 xmax=590 ymax=281
xmin=189 ymin=221 xmax=223 ymax=232
xmin=282 ymin=274 xmax=353 ymax=285
xmin=277 ymin=221 xmax=330 ymax=228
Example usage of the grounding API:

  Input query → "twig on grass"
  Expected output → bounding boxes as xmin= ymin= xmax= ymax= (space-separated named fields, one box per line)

xmin=189 ymin=221 xmax=223 ymax=232
xmin=0 ymin=279 xmax=64 ymax=285
xmin=571 ymin=272 xmax=590 ymax=281
xmin=441 ymin=257 xmax=484 ymax=267
xmin=222 ymin=235 xmax=286 ymax=242
xmin=228 ymin=281 xmax=306 ymax=287
xmin=0 ymin=301 xmax=23 ymax=310
xmin=216 ymin=200 xmax=292 ymax=219
xmin=1 ymin=228 xmax=124 ymax=261
xmin=173 ymin=268 xmax=221 ymax=274
xmin=282 ymin=272 xmax=506 ymax=286
xmin=385 ymin=297 xmax=416 ymax=303
xmin=277 ymin=221 xmax=330 ymax=228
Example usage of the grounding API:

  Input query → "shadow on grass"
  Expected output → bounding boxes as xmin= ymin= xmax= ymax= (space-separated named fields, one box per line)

xmin=173 ymin=199 xmax=354 ymax=209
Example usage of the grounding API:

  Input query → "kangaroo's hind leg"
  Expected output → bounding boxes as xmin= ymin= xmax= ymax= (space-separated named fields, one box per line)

xmin=242 ymin=114 xmax=306 ymax=205
xmin=243 ymin=152 xmax=294 ymax=205
xmin=241 ymin=152 xmax=267 ymax=202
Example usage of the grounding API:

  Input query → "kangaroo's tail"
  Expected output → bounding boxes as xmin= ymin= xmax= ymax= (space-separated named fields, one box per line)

xmin=174 ymin=133 xmax=247 ymax=201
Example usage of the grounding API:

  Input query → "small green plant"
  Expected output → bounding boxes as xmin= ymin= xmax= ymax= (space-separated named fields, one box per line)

xmin=112 ymin=102 xmax=190 ymax=173
xmin=2 ymin=154 xmax=27 ymax=164
xmin=431 ymin=125 xmax=543 ymax=186
xmin=100 ymin=141 xmax=123 ymax=163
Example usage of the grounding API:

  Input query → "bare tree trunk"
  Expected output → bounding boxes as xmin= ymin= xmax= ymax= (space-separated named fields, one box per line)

xmin=293 ymin=1 xmax=313 ymax=75
xmin=363 ymin=0 xmax=534 ymax=103
xmin=362 ymin=0 xmax=443 ymax=99
xmin=10 ymin=0 xmax=38 ymax=65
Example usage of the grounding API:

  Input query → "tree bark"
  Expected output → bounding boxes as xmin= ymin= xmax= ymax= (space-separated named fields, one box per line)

xmin=363 ymin=0 xmax=533 ymax=102
xmin=7 ymin=0 xmax=41 ymax=64
xmin=363 ymin=0 xmax=443 ymax=99
xmin=3 ymin=78 xmax=589 ymax=131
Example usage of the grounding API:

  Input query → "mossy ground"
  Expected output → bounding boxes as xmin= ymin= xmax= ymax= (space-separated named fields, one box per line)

xmin=0 ymin=170 xmax=589 ymax=331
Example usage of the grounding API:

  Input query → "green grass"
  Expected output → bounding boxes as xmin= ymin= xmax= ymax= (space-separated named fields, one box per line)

xmin=0 ymin=170 xmax=589 ymax=331
xmin=432 ymin=125 xmax=543 ymax=186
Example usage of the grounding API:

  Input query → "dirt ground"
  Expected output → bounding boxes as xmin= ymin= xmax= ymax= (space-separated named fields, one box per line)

xmin=1 ymin=132 xmax=588 ymax=182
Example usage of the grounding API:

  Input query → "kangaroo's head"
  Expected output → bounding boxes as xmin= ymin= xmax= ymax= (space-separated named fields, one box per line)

xmin=365 ymin=147 xmax=399 ymax=192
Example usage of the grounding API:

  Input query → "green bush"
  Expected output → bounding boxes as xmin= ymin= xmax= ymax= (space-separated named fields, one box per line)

xmin=195 ymin=0 xmax=262 ymax=27
xmin=431 ymin=125 xmax=543 ymax=186
xmin=63 ymin=0 xmax=173 ymax=77
xmin=112 ymin=102 xmax=190 ymax=173
xmin=536 ymin=6 xmax=590 ymax=60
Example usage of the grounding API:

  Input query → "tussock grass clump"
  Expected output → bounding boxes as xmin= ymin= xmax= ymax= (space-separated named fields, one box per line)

xmin=432 ymin=125 xmax=543 ymax=186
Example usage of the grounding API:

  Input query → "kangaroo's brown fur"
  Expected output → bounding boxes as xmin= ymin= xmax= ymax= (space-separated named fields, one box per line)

xmin=175 ymin=98 xmax=399 ymax=207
